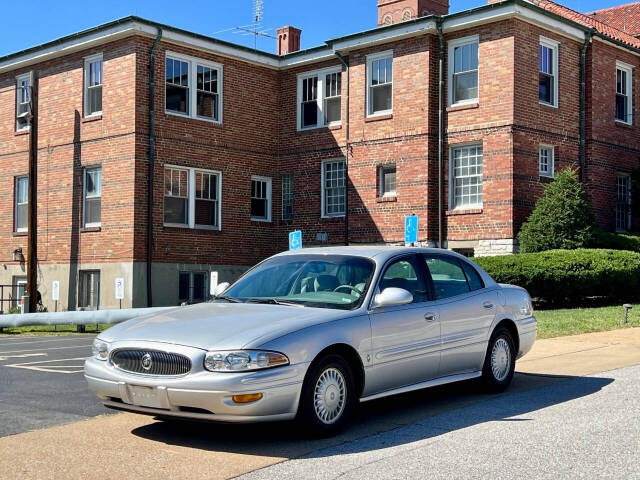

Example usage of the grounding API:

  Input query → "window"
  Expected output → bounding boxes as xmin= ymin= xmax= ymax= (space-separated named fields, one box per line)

xmin=78 ymin=270 xmax=100 ymax=310
xmin=16 ymin=73 xmax=30 ymax=131
xmin=297 ymin=67 xmax=342 ymax=129
xmin=179 ymin=271 xmax=208 ymax=304
xmin=282 ymin=174 xmax=293 ymax=220
xmin=12 ymin=276 xmax=27 ymax=308
xmin=539 ymin=37 xmax=558 ymax=107
xmin=84 ymin=54 xmax=103 ymax=117
xmin=539 ymin=145 xmax=554 ymax=178
xmin=449 ymin=36 xmax=478 ymax=105
xmin=83 ymin=167 xmax=101 ymax=227
xmin=379 ymin=256 xmax=428 ymax=303
xmin=164 ymin=165 xmax=222 ymax=229
xmin=424 ymin=255 xmax=471 ymax=300
xmin=367 ymin=51 xmax=393 ymax=116
xmin=251 ymin=176 xmax=272 ymax=222
xmin=460 ymin=261 xmax=484 ymax=291
xmin=616 ymin=174 xmax=632 ymax=232
xmin=14 ymin=176 xmax=28 ymax=232
xmin=322 ymin=159 xmax=346 ymax=217
xmin=616 ymin=62 xmax=633 ymax=124
xmin=379 ymin=165 xmax=396 ymax=197
xmin=450 ymin=144 xmax=483 ymax=209
xmin=166 ymin=53 xmax=222 ymax=122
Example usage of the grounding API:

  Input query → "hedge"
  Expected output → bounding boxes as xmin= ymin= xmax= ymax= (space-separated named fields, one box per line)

xmin=472 ymin=249 xmax=640 ymax=305
xmin=594 ymin=232 xmax=640 ymax=254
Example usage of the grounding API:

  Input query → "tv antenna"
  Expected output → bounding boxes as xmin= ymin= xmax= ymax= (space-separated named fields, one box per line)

xmin=213 ymin=0 xmax=275 ymax=50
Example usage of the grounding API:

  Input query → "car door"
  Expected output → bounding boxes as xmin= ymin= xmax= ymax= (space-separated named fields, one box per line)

xmin=421 ymin=254 xmax=497 ymax=378
xmin=367 ymin=254 xmax=441 ymax=395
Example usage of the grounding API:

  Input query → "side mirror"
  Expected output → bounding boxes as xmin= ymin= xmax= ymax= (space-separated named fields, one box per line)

xmin=372 ymin=287 xmax=413 ymax=309
xmin=213 ymin=282 xmax=230 ymax=297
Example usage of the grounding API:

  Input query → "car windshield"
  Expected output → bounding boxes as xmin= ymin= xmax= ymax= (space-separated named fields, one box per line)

xmin=221 ymin=254 xmax=375 ymax=310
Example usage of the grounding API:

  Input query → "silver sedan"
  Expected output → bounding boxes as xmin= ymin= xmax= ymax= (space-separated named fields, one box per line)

xmin=85 ymin=246 xmax=536 ymax=436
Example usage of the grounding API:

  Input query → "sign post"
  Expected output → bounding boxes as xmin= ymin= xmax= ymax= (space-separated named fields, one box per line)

xmin=289 ymin=230 xmax=302 ymax=251
xmin=210 ymin=271 xmax=219 ymax=296
xmin=114 ymin=277 xmax=124 ymax=309
xmin=51 ymin=280 xmax=59 ymax=313
xmin=404 ymin=215 xmax=418 ymax=246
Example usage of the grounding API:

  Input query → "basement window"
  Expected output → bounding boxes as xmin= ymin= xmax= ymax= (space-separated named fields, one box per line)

xmin=179 ymin=271 xmax=208 ymax=304
xmin=297 ymin=66 xmax=342 ymax=130
xmin=84 ymin=53 xmax=103 ymax=117
xmin=539 ymin=37 xmax=558 ymax=107
xmin=616 ymin=61 xmax=633 ymax=125
xmin=367 ymin=51 xmax=393 ymax=117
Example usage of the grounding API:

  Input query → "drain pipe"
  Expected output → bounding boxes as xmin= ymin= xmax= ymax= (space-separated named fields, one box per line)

xmin=147 ymin=28 xmax=162 ymax=307
xmin=579 ymin=29 xmax=593 ymax=183
xmin=335 ymin=51 xmax=350 ymax=245
xmin=437 ymin=19 xmax=445 ymax=248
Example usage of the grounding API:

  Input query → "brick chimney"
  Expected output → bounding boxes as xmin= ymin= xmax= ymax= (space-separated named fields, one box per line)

xmin=377 ymin=0 xmax=449 ymax=26
xmin=276 ymin=26 xmax=301 ymax=55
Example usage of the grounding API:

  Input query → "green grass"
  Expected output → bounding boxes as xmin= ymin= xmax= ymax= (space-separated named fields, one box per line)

xmin=536 ymin=303 xmax=640 ymax=339
xmin=0 ymin=323 xmax=113 ymax=336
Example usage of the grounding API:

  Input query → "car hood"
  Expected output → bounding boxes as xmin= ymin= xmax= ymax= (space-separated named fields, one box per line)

xmin=99 ymin=302 xmax=350 ymax=351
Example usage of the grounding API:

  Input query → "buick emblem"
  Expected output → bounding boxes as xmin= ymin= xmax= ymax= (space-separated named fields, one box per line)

xmin=141 ymin=353 xmax=153 ymax=371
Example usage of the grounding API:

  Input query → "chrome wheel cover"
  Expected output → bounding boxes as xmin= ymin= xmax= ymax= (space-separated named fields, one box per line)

xmin=491 ymin=338 xmax=511 ymax=382
xmin=313 ymin=367 xmax=346 ymax=425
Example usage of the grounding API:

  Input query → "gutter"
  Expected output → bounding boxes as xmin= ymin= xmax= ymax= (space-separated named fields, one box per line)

xmin=436 ymin=19 xmax=445 ymax=249
xmin=334 ymin=51 xmax=350 ymax=246
xmin=147 ymin=27 xmax=162 ymax=308
xmin=579 ymin=29 xmax=594 ymax=183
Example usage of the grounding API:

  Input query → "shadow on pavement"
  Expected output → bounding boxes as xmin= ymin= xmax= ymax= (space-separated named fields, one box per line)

xmin=130 ymin=371 xmax=613 ymax=459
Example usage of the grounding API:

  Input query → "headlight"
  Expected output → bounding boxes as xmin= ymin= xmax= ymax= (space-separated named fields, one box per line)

xmin=91 ymin=338 xmax=110 ymax=361
xmin=204 ymin=350 xmax=289 ymax=372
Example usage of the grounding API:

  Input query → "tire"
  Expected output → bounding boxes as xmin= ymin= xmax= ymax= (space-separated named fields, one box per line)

xmin=297 ymin=354 xmax=356 ymax=437
xmin=481 ymin=327 xmax=516 ymax=393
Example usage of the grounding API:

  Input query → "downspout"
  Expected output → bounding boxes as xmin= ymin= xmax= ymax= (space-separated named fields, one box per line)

xmin=335 ymin=51 xmax=350 ymax=246
xmin=436 ymin=19 xmax=445 ymax=248
xmin=579 ymin=29 xmax=593 ymax=183
xmin=147 ymin=28 xmax=162 ymax=307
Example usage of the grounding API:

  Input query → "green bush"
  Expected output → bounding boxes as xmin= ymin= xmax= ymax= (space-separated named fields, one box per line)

xmin=594 ymin=232 xmax=640 ymax=253
xmin=472 ymin=249 xmax=640 ymax=305
xmin=518 ymin=168 xmax=600 ymax=253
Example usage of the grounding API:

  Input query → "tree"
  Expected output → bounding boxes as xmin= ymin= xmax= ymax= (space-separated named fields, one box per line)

xmin=518 ymin=167 xmax=599 ymax=253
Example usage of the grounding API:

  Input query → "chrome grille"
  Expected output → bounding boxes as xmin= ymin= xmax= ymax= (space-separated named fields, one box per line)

xmin=110 ymin=349 xmax=191 ymax=376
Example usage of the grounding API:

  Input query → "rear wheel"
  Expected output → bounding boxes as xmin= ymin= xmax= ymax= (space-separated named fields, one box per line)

xmin=481 ymin=327 xmax=516 ymax=393
xmin=297 ymin=354 xmax=355 ymax=437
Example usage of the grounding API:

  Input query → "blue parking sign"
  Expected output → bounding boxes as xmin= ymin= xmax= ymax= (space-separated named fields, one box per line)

xmin=404 ymin=215 xmax=418 ymax=245
xmin=289 ymin=230 xmax=302 ymax=250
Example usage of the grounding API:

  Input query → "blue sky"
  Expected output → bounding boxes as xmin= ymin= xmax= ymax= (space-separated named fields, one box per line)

xmin=0 ymin=0 xmax=630 ymax=57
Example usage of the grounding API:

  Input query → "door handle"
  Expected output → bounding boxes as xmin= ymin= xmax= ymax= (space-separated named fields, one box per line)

xmin=483 ymin=302 xmax=494 ymax=309
xmin=424 ymin=313 xmax=437 ymax=322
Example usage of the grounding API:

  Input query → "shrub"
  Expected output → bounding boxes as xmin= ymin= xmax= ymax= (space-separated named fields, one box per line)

xmin=472 ymin=249 xmax=640 ymax=305
xmin=518 ymin=168 xmax=599 ymax=253
xmin=594 ymin=232 xmax=640 ymax=253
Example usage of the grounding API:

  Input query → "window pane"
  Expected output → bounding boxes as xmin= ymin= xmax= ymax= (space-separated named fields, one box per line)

xmin=251 ymin=198 xmax=267 ymax=218
xmin=324 ymin=97 xmax=341 ymax=124
xmin=539 ymin=73 xmax=553 ymax=104
xmin=16 ymin=204 xmax=27 ymax=231
xmin=323 ymin=161 xmax=346 ymax=216
xmin=302 ymin=101 xmax=318 ymax=127
xmin=452 ymin=145 xmax=483 ymax=208
xmin=461 ymin=261 xmax=483 ymax=291
xmin=616 ymin=94 xmax=628 ymax=122
xmin=382 ymin=166 xmax=396 ymax=194
xmin=192 ymin=273 xmax=206 ymax=302
xmin=454 ymin=71 xmax=478 ymax=102
xmin=197 ymin=91 xmax=218 ymax=119
xmin=425 ymin=256 xmax=470 ymax=299
xmin=195 ymin=199 xmax=217 ymax=227
xmin=164 ymin=197 xmax=188 ymax=224
xmin=179 ymin=272 xmax=190 ymax=301
xmin=166 ymin=85 xmax=188 ymax=113
xmin=370 ymin=84 xmax=392 ymax=114
xmin=85 ymin=197 xmax=101 ymax=225
xmin=87 ymin=86 xmax=102 ymax=115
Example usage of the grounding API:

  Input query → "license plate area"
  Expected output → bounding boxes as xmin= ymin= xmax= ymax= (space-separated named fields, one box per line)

xmin=127 ymin=385 xmax=165 ymax=409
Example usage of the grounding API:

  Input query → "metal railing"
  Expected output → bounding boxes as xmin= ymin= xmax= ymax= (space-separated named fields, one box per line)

xmin=0 ymin=284 xmax=21 ymax=315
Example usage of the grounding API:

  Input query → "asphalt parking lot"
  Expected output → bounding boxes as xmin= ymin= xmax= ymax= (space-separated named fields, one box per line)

xmin=0 ymin=334 xmax=111 ymax=437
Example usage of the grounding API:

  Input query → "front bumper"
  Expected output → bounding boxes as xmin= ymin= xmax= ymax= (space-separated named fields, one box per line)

xmin=84 ymin=343 xmax=307 ymax=423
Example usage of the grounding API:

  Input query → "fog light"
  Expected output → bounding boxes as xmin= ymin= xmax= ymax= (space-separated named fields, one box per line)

xmin=232 ymin=393 xmax=263 ymax=404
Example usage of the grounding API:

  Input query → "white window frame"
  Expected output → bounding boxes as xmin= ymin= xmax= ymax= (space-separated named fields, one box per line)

xmin=379 ymin=165 xmax=397 ymax=197
xmin=250 ymin=175 xmax=272 ymax=222
xmin=616 ymin=174 xmax=632 ymax=232
xmin=366 ymin=50 xmax=394 ymax=118
xmin=321 ymin=158 xmax=347 ymax=218
xmin=539 ymin=36 xmax=559 ymax=108
xmin=538 ymin=145 xmax=555 ymax=178
xmin=297 ymin=65 xmax=342 ymax=131
xmin=448 ymin=35 xmax=479 ymax=107
xmin=165 ymin=51 xmax=223 ymax=124
xmin=14 ymin=175 xmax=28 ymax=233
xmin=16 ymin=72 xmax=31 ymax=132
xmin=449 ymin=143 xmax=483 ymax=210
xmin=615 ymin=60 xmax=633 ymax=125
xmin=163 ymin=164 xmax=223 ymax=230
xmin=83 ymin=166 xmax=102 ymax=228
xmin=84 ymin=53 xmax=103 ymax=118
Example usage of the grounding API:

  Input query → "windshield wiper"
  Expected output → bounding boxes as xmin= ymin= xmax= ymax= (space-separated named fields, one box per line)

xmin=215 ymin=295 xmax=241 ymax=303
xmin=245 ymin=298 xmax=305 ymax=307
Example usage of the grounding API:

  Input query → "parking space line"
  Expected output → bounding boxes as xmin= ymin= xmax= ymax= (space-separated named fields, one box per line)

xmin=0 ymin=353 xmax=47 ymax=361
xmin=5 ymin=357 xmax=87 ymax=374
xmin=0 ymin=337 xmax=95 ymax=346
xmin=0 ymin=345 xmax=93 ymax=355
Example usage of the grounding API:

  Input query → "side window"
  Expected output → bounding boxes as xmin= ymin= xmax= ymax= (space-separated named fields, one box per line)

xmin=380 ymin=257 xmax=427 ymax=303
xmin=460 ymin=261 xmax=484 ymax=292
xmin=424 ymin=255 xmax=470 ymax=300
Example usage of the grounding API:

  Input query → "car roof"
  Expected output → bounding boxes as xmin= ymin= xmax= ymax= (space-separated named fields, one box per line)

xmin=275 ymin=245 xmax=467 ymax=261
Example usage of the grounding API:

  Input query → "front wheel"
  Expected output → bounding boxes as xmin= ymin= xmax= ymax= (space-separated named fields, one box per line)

xmin=481 ymin=327 xmax=516 ymax=393
xmin=297 ymin=354 xmax=355 ymax=437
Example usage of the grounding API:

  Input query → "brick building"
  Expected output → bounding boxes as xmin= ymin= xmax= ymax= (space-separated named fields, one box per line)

xmin=0 ymin=0 xmax=638 ymax=311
